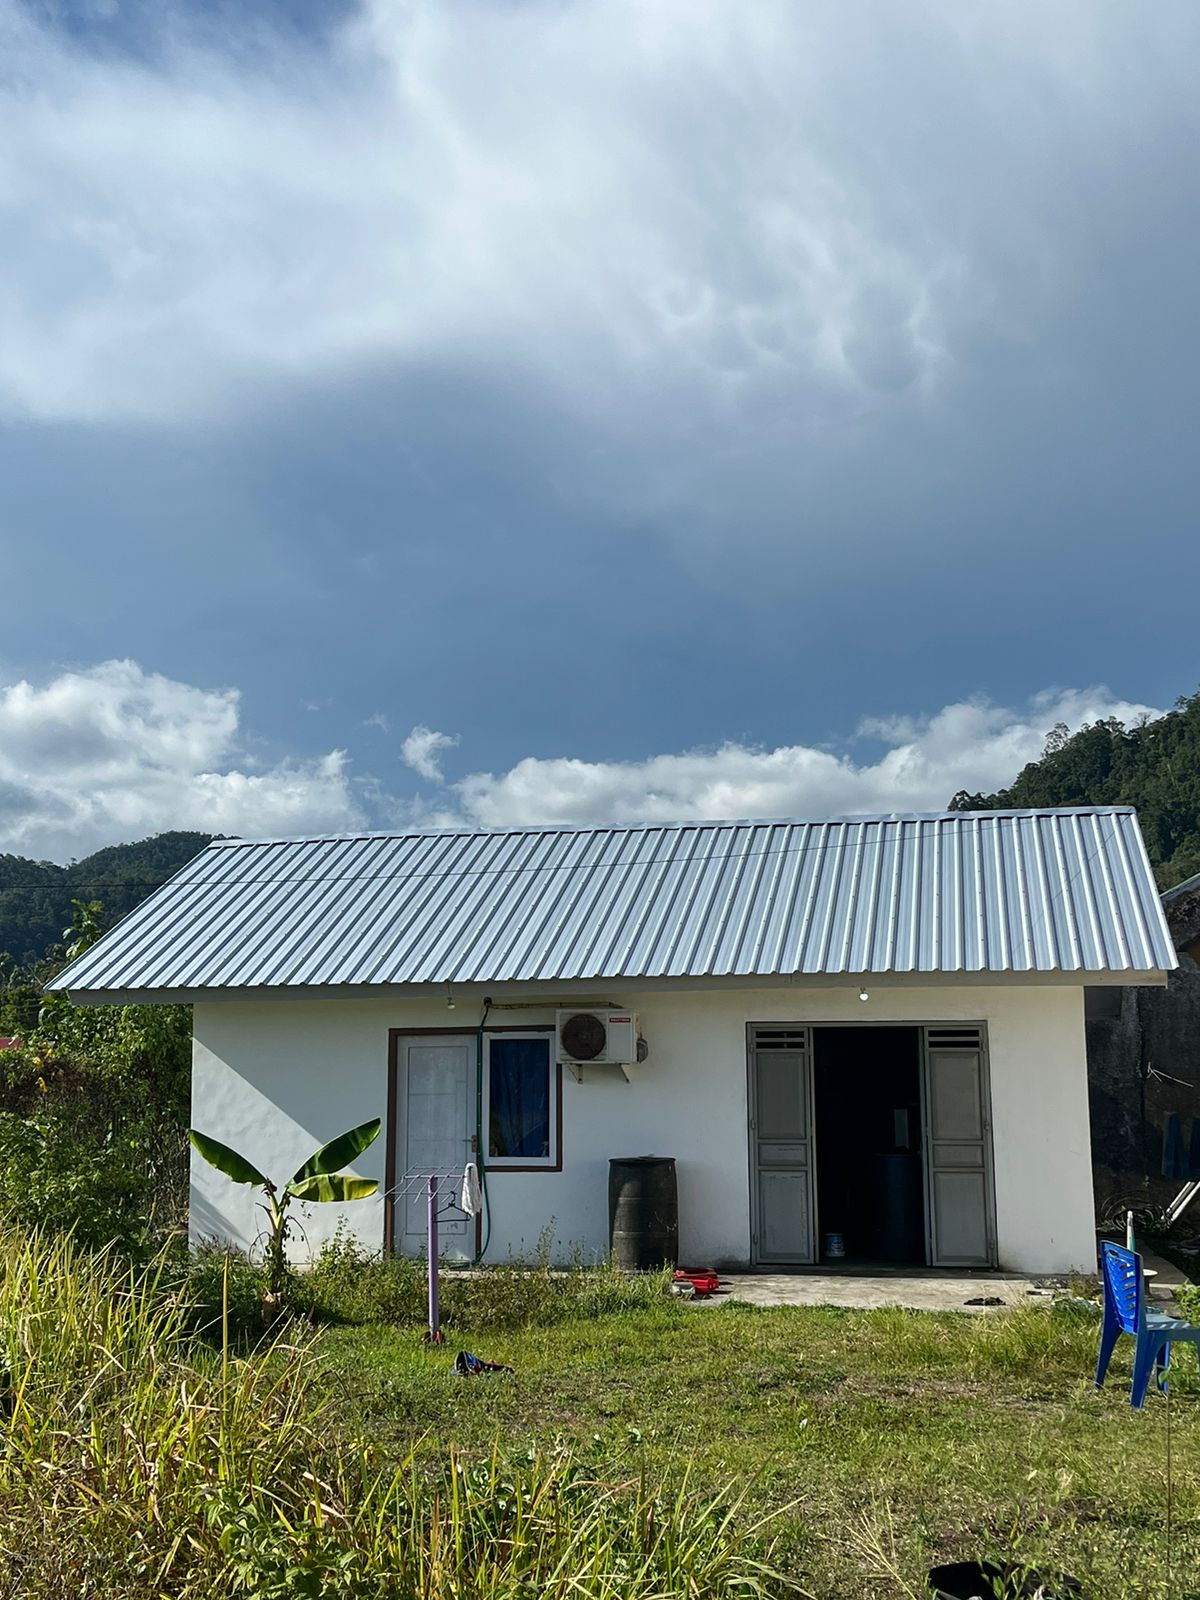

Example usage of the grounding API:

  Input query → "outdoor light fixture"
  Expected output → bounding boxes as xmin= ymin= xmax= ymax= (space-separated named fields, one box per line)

xmin=858 ymin=988 xmax=870 ymax=1002
xmin=446 ymin=991 xmax=456 ymax=1011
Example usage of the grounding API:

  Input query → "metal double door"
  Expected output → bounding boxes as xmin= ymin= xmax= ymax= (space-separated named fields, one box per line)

xmin=748 ymin=1025 xmax=995 ymax=1268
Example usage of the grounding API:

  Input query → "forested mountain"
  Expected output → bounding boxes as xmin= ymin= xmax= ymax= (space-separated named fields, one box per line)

xmin=0 ymin=832 xmax=214 ymax=967
xmin=950 ymin=690 xmax=1200 ymax=891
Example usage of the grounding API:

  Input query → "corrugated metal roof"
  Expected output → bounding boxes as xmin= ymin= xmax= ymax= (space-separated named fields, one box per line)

xmin=1162 ymin=869 xmax=1200 ymax=905
xmin=50 ymin=808 xmax=1176 ymax=996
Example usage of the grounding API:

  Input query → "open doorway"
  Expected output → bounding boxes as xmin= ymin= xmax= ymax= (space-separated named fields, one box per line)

xmin=812 ymin=1026 xmax=925 ymax=1266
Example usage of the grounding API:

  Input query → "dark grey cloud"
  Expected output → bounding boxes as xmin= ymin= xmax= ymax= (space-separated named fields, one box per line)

xmin=0 ymin=0 xmax=1196 ymax=841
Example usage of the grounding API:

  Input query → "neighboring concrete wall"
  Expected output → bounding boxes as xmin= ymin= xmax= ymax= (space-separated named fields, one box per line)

xmin=191 ymin=981 xmax=1095 ymax=1274
xmin=1087 ymin=955 xmax=1200 ymax=1214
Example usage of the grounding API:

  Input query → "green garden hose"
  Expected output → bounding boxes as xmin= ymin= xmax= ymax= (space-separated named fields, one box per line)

xmin=474 ymin=997 xmax=492 ymax=1261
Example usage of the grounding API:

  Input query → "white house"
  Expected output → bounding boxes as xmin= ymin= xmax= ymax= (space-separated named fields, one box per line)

xmin=51 ymin=808 xmax=1175 ymax=1274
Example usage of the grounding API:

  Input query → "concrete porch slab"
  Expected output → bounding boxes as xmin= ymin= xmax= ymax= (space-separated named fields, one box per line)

xmin=1138 ymin=1247 xmax=1192 ymax=1308
xmin=695 ymin=1270 xmax=1048 ymax=1313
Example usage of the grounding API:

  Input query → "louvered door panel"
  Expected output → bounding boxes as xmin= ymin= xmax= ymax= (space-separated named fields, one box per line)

xmin=922 ymin=1027 xmax=995 ymax=1267
xmin=750 ymin=1028 xmax=815 ymax=1265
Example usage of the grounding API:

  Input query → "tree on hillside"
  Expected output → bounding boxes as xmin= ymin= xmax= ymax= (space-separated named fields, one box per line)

xmin=0 ymin=831 xmax=214 ymax=965
xmin=950 ymin=690 xmax=1200 ymax=890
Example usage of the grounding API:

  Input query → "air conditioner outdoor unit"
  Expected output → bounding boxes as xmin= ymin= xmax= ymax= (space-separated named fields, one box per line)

xmin=556 ymin=1009 xmax=638 ymax=1066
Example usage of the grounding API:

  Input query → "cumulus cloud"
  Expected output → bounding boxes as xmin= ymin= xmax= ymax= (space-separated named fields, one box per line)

xmin=7 ymin=0 xmax=1186 ymax=431
xmin=0 ymin=666 xmax=1163 ymax=860
xmin=0 ymin=661 xmax=363 ymax=860
xmin=401 ymin=725 xmax=459 ymax=783
xmin=446 ymin=688 xmax=1160 ymax=829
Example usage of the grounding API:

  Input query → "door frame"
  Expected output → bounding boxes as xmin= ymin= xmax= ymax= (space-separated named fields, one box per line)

xmin=384 ymin=1028 xmax=481 ymax=1259
xmin=746 ymin=1020 xmax=997 ymax=1269
xmin=383 ymin=1024 xmax=561 ymax=1257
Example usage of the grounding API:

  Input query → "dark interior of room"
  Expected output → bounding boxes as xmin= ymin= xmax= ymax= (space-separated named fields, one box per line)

xmin=813 ymin=1026 xmax=925 ymax=1266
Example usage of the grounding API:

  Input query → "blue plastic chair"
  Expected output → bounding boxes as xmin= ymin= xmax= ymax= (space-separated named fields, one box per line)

xmin=1095 ymin=1241 xmax=1200 ymax=1408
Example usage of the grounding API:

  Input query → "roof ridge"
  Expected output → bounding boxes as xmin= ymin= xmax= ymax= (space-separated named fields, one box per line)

xmin=207 ymin=805 xmax=1140 ymax=851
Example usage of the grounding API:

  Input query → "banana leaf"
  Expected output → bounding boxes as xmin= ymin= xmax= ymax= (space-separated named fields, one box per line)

xmin=289 ymin=1118 xmax=381 ymax=1187
xmin=287 ymin=1173 xmax=379 ymax=1203
xmin=189 ymin=1130 xmax=268 ymax=1188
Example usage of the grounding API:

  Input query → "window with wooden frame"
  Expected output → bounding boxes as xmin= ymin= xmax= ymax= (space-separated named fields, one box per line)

xmin=485 ymin=1032 xmax=560 ymax=1169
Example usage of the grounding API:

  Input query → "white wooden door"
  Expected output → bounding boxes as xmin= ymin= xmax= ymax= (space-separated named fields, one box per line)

xmin=749 ymin=1028 xmax=816 ymax=1264
xmin=922 ymin=1027 xmax=996 ymax=1267
xmin=396 ymin=1037 xmax=473 ymax=1260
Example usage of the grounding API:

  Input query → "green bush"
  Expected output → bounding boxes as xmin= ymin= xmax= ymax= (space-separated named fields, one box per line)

xmin=0 ymin=1030 xmax=189 ymax=1254
xmin=0 ymin=900 xmax=192 ymax=1256
xmin=294 ymin=1228 xmax=672 ymax=1332
xmin=293 ymin=1230 xmax=426 ymax=1325
xmin=178 ymin=1243 xmax=272 ymax=1342
xmin=0 ymin=1106 xmax=153 ymax=1251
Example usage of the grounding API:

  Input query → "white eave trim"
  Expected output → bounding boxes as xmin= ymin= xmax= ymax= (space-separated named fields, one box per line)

xmin=55 ymin=966 xmax=1175 ymax=1006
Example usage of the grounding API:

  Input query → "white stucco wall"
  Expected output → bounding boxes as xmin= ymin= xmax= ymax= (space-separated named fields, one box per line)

xmin=190 ymin=981 xmax=1095 ymax=1274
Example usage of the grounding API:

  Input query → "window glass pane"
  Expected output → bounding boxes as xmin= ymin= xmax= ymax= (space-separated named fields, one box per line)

xmin=489 ymin=1038 xmax=551 ymax=1160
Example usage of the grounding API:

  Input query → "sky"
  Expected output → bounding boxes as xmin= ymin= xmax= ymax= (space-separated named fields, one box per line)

xmin=0 ymin=0 xmax=1197 ymax=861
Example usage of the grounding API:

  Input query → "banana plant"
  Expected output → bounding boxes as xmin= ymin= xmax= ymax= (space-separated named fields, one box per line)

xmin=189 ymin=1118 xmax=381 ymax=1300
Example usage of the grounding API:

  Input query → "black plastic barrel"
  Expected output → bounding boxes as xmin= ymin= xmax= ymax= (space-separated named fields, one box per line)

xmin=608 ymin=1156 xmax=678 ymax=1270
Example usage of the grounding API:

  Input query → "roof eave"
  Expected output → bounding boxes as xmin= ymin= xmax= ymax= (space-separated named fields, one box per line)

xmin=55 ymin=965 xmax=1175 ymax=1006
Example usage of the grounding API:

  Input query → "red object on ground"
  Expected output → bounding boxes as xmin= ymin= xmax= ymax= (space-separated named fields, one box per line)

xmin=673 ymin=1268 xmax=720 ymax=1297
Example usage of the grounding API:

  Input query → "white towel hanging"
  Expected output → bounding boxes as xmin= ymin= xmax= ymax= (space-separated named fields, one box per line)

xmin=461 ymin=1161 xmax=482 ymax=1218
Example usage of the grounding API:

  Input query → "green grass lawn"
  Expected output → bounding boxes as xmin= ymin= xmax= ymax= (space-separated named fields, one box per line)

xmin=320 ymin=1297 xmax=1200 ymax=1598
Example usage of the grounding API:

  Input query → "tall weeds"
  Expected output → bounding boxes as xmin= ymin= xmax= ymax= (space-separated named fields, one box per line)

xmin=0 ymin=1230 xmax=799 ymax=1599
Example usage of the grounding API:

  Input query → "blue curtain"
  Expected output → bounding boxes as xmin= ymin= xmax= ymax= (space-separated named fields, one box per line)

xmin=489 ymin=1038 xmax=551 ymax=1159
